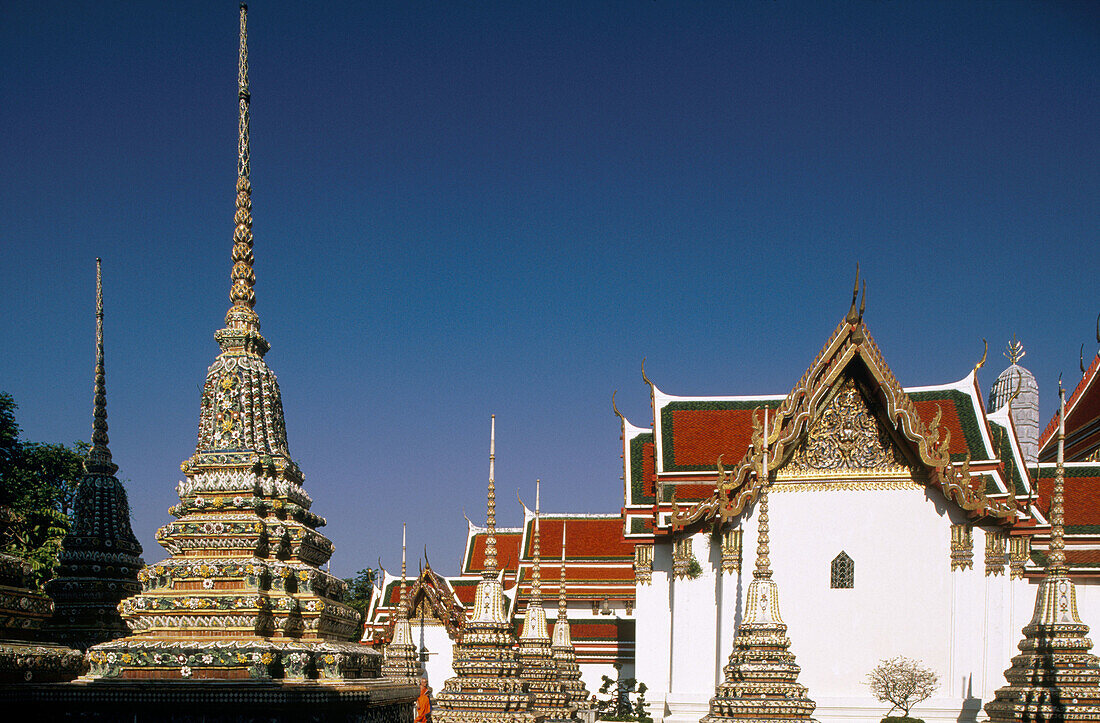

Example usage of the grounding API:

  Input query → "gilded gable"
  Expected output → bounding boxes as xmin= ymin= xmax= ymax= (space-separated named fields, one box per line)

xmin=783 ymin=377 xmax=911 ymax=477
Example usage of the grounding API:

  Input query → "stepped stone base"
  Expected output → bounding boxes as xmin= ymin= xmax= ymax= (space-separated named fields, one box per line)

xmin=1 ymin=677 xmax=417 ymax=722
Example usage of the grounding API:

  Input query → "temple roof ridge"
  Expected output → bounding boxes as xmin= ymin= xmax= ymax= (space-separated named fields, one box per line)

xmin=669 ymin=311 xmax=1016 ymax=530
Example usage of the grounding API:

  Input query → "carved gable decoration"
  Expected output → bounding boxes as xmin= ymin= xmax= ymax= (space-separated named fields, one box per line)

xmin=784 ymin=377 xmax=910 ymax=475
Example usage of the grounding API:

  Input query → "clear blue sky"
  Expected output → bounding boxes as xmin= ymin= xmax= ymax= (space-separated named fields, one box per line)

xmin=2 ymin=1 xmax=1097 ymax=578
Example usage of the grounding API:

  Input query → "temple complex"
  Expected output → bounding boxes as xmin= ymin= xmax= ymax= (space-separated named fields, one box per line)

xmin=516 ymin=481 xmax=574 ymax=723
xmin=984 ymin=386 xmax=1100 ymax=721
xmin=619 ymin=279 xmax=1100 ymax=723
xmin=551 ymin=523 xmax=592 ymax=712
xmin=44 ymin=259 xmax=144 ymax=651
xmin=434 ymin=416 xmax=542 ymax=723
xmin=381 ymin=524 xmax=421 ymax=682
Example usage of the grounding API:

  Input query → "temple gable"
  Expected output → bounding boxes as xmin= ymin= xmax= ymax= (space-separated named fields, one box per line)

xmin=783 ymin=376 xmax=911 ymax=477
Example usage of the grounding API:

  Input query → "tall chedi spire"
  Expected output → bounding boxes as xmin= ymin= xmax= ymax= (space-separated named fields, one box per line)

xmin=436 ymin=416 xmax=543 ymax=723
xmin=85 ymin=4 xmax=381 ymax=681
xmin=551 ymin=522 xmax=591 ymax=711
xmin=702 ymin=409 xmax=819 ymax=723
xmin=45 ymin=259 xmax=144 ymax=650
xmin=517 ymin=481 xmax=574 ymax=723
xmin=985 ymin=383 xmax=1100 ymax=721
xmin=382 ymin=523 xmax=420 ymax=681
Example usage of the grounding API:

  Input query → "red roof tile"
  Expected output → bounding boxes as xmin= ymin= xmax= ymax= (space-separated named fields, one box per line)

xmin=524 ymin=518 xmax=634 ymax=560
xmin=465 ymin=531 xmax=522 ymax=574
xmin=1034 ymin=470 xmax=1100 ymax=528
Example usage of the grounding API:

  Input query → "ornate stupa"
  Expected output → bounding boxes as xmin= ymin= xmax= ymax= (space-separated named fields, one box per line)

xmin=989 ymin=336 xmax=1040 ymax=465
xmin=382 ymin=523 xmax=421 ymax=681
xmin=551 ymin=522 xmax=591 ymax=711
xmin=44 ymin=259 xmax=144 ymax=651
xmin=0 ymin=522 xmax=84 ymax=682
xmin=702 ymin=411 xmax=818 ymax=723
xmin=517 ymin=481 xmax=573 ymax=723
xmin=84 ymin=4 xmax=378 ymax=681
xmin=435 ymin=416 xmax=542 ymax=723
xmin=985 ymin=384 xmax=1100 ymax=721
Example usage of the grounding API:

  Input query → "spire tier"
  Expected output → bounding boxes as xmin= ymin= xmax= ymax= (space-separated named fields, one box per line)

xmin=382 ymin=523 xmax=420 ymax=682
xmin=551 ymin=521 xmax=591 ymax=711
xmin=84 ymin=6 xmax=382 ymax=682
xmin=45 ymin=260 xmax=144 ymax=651
xmin=985 ymin=384 xmax=1100 ymax=721
xmin=435 ymin=417 xmax=541 ymax=723
xmin=518 ymin=481 xmax=574 ymax=723
xmin=702 ymin=410 xmax=818 ymax=723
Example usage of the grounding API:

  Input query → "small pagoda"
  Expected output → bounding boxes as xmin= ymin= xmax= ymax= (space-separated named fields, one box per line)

xmin=702 ymin=412 xmax=818 ymax=723
xmin=435 ymin=416 xmax=542 ymax=723
xmin=551 ymin=522 xmax=591 ymax=711
xmin=44 ymin=259 xmax=144 ymax=651
xmin=517 ymin=481 xmax=573 ymax=723
xmin=984 ymin=385 xmax=1100 ymax=721
xmin=381 ymin=523 xmax=421 ymax=681
xmin=83 ymin=3 xmax=381 ymax=681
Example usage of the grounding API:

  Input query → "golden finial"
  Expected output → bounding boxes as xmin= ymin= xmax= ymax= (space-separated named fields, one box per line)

xmin=225 ymin=2 xmax=260 ymax=334
xmin=485 ymin=415 xmax=497 ymax=576
xmin=1082 ymin=344 xmax=1087 ymax=376
xmin=845 ymin=264 xmax=860 ymax=324
xmin=558 ymin=520 xmax=568 ymax=624
xmin=86 ymin=259 xmax=118 ymax=476
xmin=1004 ymin=335 xmax=1025 ymax=365
xmin=1006 ymin=370 xmax=1024 ymax=409
xmin=530 ymin=479 xmax=542 ymax=605
xmin=1049 ymin=380 xmax=1067 ymax=574
xmin=641 ymin=357 xmax=652 ymax=387
xmin=611 ymin=390 xmax=623 ymax=421
xmin=399 ymin=522 xmax=408 ymax=616
xmin=974 ymin=338 xmax=988 ymax=372
xmin=754 ymin=408 xmax=772 ymax=580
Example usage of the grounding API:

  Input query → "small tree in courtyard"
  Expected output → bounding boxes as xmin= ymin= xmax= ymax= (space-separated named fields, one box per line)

xmin=866 ymin=656 xmax=939 ymax=721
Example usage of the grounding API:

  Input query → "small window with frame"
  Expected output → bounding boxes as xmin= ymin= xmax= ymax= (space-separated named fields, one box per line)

xmin=831 ymin=551 xmax=854 ymax=589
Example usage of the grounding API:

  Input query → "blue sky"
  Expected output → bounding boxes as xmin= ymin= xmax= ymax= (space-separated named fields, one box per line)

xmin=2 ymin=1 xmax=1097 ymax=578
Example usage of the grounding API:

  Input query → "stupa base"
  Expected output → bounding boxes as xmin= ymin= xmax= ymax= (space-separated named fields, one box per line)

xmin=0 ymin=639 xmax=84 ymax=683
xmin=85 ymin=638 xmax=382 ymax=681
xmin=2 ymin=676 xmax=417 ymax=722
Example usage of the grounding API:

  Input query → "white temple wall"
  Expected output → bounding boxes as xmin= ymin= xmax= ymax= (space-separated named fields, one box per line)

xmin=635 ymin=542 xmax=672 ymax=721
xmin=666 ymin=529 xmax=720 ymax=723
xmin=414 ymin=621 xmax=454 ymax=692
xmin=647 ymin=482 xmax=1071 ymax=723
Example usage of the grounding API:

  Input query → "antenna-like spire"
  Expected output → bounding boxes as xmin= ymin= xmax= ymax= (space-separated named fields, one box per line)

xmin=1005 ymin=335 xmax=1026 ymax=365
xmin=485 ymin=415 xmax=497 ymax=576
xmin=399 ymin=522 xmax=408 ymax=615
xmin=558 ymin=521 xmax=567 ymax=623
xmin=1049 ymin=383 xmax=1067 ymax=574
xmin=225 ymin=2 xmax=260 ymax=335
xmin=754 ymin=408 xmax=771 ymax=580
xmin=86 ymin=259 xmax=117 ymax=476
xmin=530 ymin=479 xmax=542 ymax=605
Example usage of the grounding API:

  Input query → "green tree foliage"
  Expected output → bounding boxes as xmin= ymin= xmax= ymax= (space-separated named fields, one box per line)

xmin=343 ymin=567 xmax=380 ymax=620
xmin=596 ymin=673 xmax=652 ymax=722
xmin=0 ymin=393 xmax=86 ymax=588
